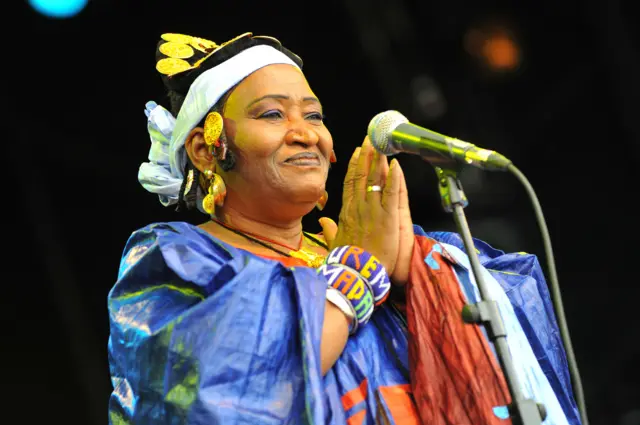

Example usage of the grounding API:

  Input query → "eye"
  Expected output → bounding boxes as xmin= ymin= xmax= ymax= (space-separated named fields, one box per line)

xmin=306 ymin=112 xmax=325 ymax=121
xmin=259 ymin=110 xmax=284 ymax=119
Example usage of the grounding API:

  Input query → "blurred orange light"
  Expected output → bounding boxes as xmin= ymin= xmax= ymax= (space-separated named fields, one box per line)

xmin=482 ymin=33 xmax=520 ymax=70
xmin=464 ymin=22 xmax=521 ymax=73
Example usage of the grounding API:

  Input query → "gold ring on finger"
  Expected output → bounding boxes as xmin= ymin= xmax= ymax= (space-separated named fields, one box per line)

xmin=366 ymin=185 xmax=382 ymax=193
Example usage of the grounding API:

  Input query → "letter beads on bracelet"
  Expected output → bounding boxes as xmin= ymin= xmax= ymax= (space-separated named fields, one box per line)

xmin=325 ymin=246 xmax=391 ymax=307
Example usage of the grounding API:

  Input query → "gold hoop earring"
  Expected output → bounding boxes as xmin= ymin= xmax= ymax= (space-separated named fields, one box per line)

xmin=316 ymin=190 xmax=328 ymax=211
xmin=202 ymin=169 xmax=227 ymax=216
xmin=204 ymin=112 xmax=223 ymax=148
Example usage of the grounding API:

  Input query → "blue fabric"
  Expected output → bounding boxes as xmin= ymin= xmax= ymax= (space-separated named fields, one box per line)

xmin=108 ymin=222 xmax=413 ymax=425
xmin=425 ymin=230 xmax=581 ymax=425
xmin=108 ymin=221 xmax=579 ymax=424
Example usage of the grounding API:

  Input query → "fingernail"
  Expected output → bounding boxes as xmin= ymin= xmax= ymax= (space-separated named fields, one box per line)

xmin=352 ymin=147 xmax=361 ymax=158
xmin=390 ymin=158 xmax=398 ymax=169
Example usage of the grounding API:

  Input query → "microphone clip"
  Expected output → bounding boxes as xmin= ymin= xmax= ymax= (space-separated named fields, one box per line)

xmin=435 ymin=166 xmax=468 ymax=213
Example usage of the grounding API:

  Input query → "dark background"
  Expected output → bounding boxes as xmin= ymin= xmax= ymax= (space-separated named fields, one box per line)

xmin=8 ymin=0 xmax=640 ymax=424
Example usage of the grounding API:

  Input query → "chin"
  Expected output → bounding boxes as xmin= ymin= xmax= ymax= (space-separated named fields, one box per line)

xmin=283 ymin=182 xmax=326 ymax=203
xmin=266 ymin=184 xmax=325 ymax=220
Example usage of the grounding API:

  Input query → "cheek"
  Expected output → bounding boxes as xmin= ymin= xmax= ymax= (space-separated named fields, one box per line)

xmin=223 ymin=118 xmax=236 ymax=140
xmin=232 ymin=122 xmax=282 ymax=158
xmin=323 ymin=129 xmax=334 ymax=146
xmin=320 ymin=128 xmax=334 ymax=152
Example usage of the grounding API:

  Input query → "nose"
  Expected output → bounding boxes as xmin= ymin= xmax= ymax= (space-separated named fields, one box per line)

xmin=284 ymin=117 xmax=320 ymax=147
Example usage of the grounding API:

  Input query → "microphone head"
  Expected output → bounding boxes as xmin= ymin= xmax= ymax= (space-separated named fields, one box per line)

xmin=367 ymin=110 xmax=409 ymax=155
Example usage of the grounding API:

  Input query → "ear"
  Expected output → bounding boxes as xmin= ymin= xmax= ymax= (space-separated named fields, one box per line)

xmin=184 ymin=127 xmax=214 ymax=172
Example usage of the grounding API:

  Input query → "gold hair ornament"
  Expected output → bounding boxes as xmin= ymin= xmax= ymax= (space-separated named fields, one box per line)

xmin=156 ymin=57 xmax=193 ymax=76
xmin=159 ymin=42 xmax=195 ymax=59
xmin=161 ymin=33 xmax=218 ymax=53
xmin=156 ymin=32 xmax=257 ymax=77
xmin=155 ymin=32 xmax=291 ymax=77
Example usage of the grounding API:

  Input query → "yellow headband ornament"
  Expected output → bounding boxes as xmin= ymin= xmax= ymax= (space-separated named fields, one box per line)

xmin=156 ymin=33 xmax=219 ymax=76
xmin=155 ymin=32 xmax=254 ymax=77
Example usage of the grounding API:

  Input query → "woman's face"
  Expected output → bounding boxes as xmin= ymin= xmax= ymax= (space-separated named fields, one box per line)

xmin=220 ymin=64 xmax=333 ymax=213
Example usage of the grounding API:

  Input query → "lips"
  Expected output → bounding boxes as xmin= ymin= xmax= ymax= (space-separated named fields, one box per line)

xmin=284 ymin=152 xmax=321 ymax=165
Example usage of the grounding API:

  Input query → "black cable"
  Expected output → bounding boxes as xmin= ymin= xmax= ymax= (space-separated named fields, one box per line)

xmin=507 ymin=163 xmax=589 ymax=425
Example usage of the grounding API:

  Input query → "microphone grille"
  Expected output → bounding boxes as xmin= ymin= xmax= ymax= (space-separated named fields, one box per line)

xmin=367 ymin=110 xmax=409 ymax=155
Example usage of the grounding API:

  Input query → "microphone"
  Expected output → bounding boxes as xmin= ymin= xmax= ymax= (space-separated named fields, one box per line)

xmin=367 ymin=110 xmax=512 ymax=171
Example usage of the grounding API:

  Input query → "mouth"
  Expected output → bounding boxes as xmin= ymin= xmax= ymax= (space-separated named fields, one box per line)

xmin=284 ymin=152 xmax=321 ymax=166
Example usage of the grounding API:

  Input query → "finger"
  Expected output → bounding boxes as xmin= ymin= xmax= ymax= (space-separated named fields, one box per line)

xmin=365 ymin=149 xmax=389 ymax=202
xmin=354 ymin=137 xmax=375 ymax=201
xmin=391 ymin=164 xmax=413 ymax=286
xmin=318 ymin=217 xmax=338 ymax=248
xmin=397 ymin=158 xmax=410 ymax=215
xmin=342 ymin=147 xmax=361 ymax=207
xmin=381 ymin=158 xmax=401 ymax=213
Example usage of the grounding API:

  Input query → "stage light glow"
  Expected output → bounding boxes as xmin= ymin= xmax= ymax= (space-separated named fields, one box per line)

xmin=29 ymin=0 xmax=88 ymax=18
xmin=482 ymin=33 xmax=519 ymax=70
xmin=465 ymin=22 xmax=521 ymax=73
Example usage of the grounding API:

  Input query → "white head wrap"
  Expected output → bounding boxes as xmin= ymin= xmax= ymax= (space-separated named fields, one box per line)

xmin=138 ymin=44 xmax=300 ymax=206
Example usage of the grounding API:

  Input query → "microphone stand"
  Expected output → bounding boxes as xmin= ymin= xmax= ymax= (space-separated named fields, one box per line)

xmin=434 ymin=165 xmax=546 ymax=425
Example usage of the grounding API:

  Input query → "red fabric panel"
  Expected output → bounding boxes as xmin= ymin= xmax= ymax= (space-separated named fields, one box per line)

xmin=406 ymin=235 xmax=511 ymax=424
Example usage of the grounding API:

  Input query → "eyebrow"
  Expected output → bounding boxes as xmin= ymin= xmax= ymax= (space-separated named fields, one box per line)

xmin=245 ymin=94 xmax=320 ymax=109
